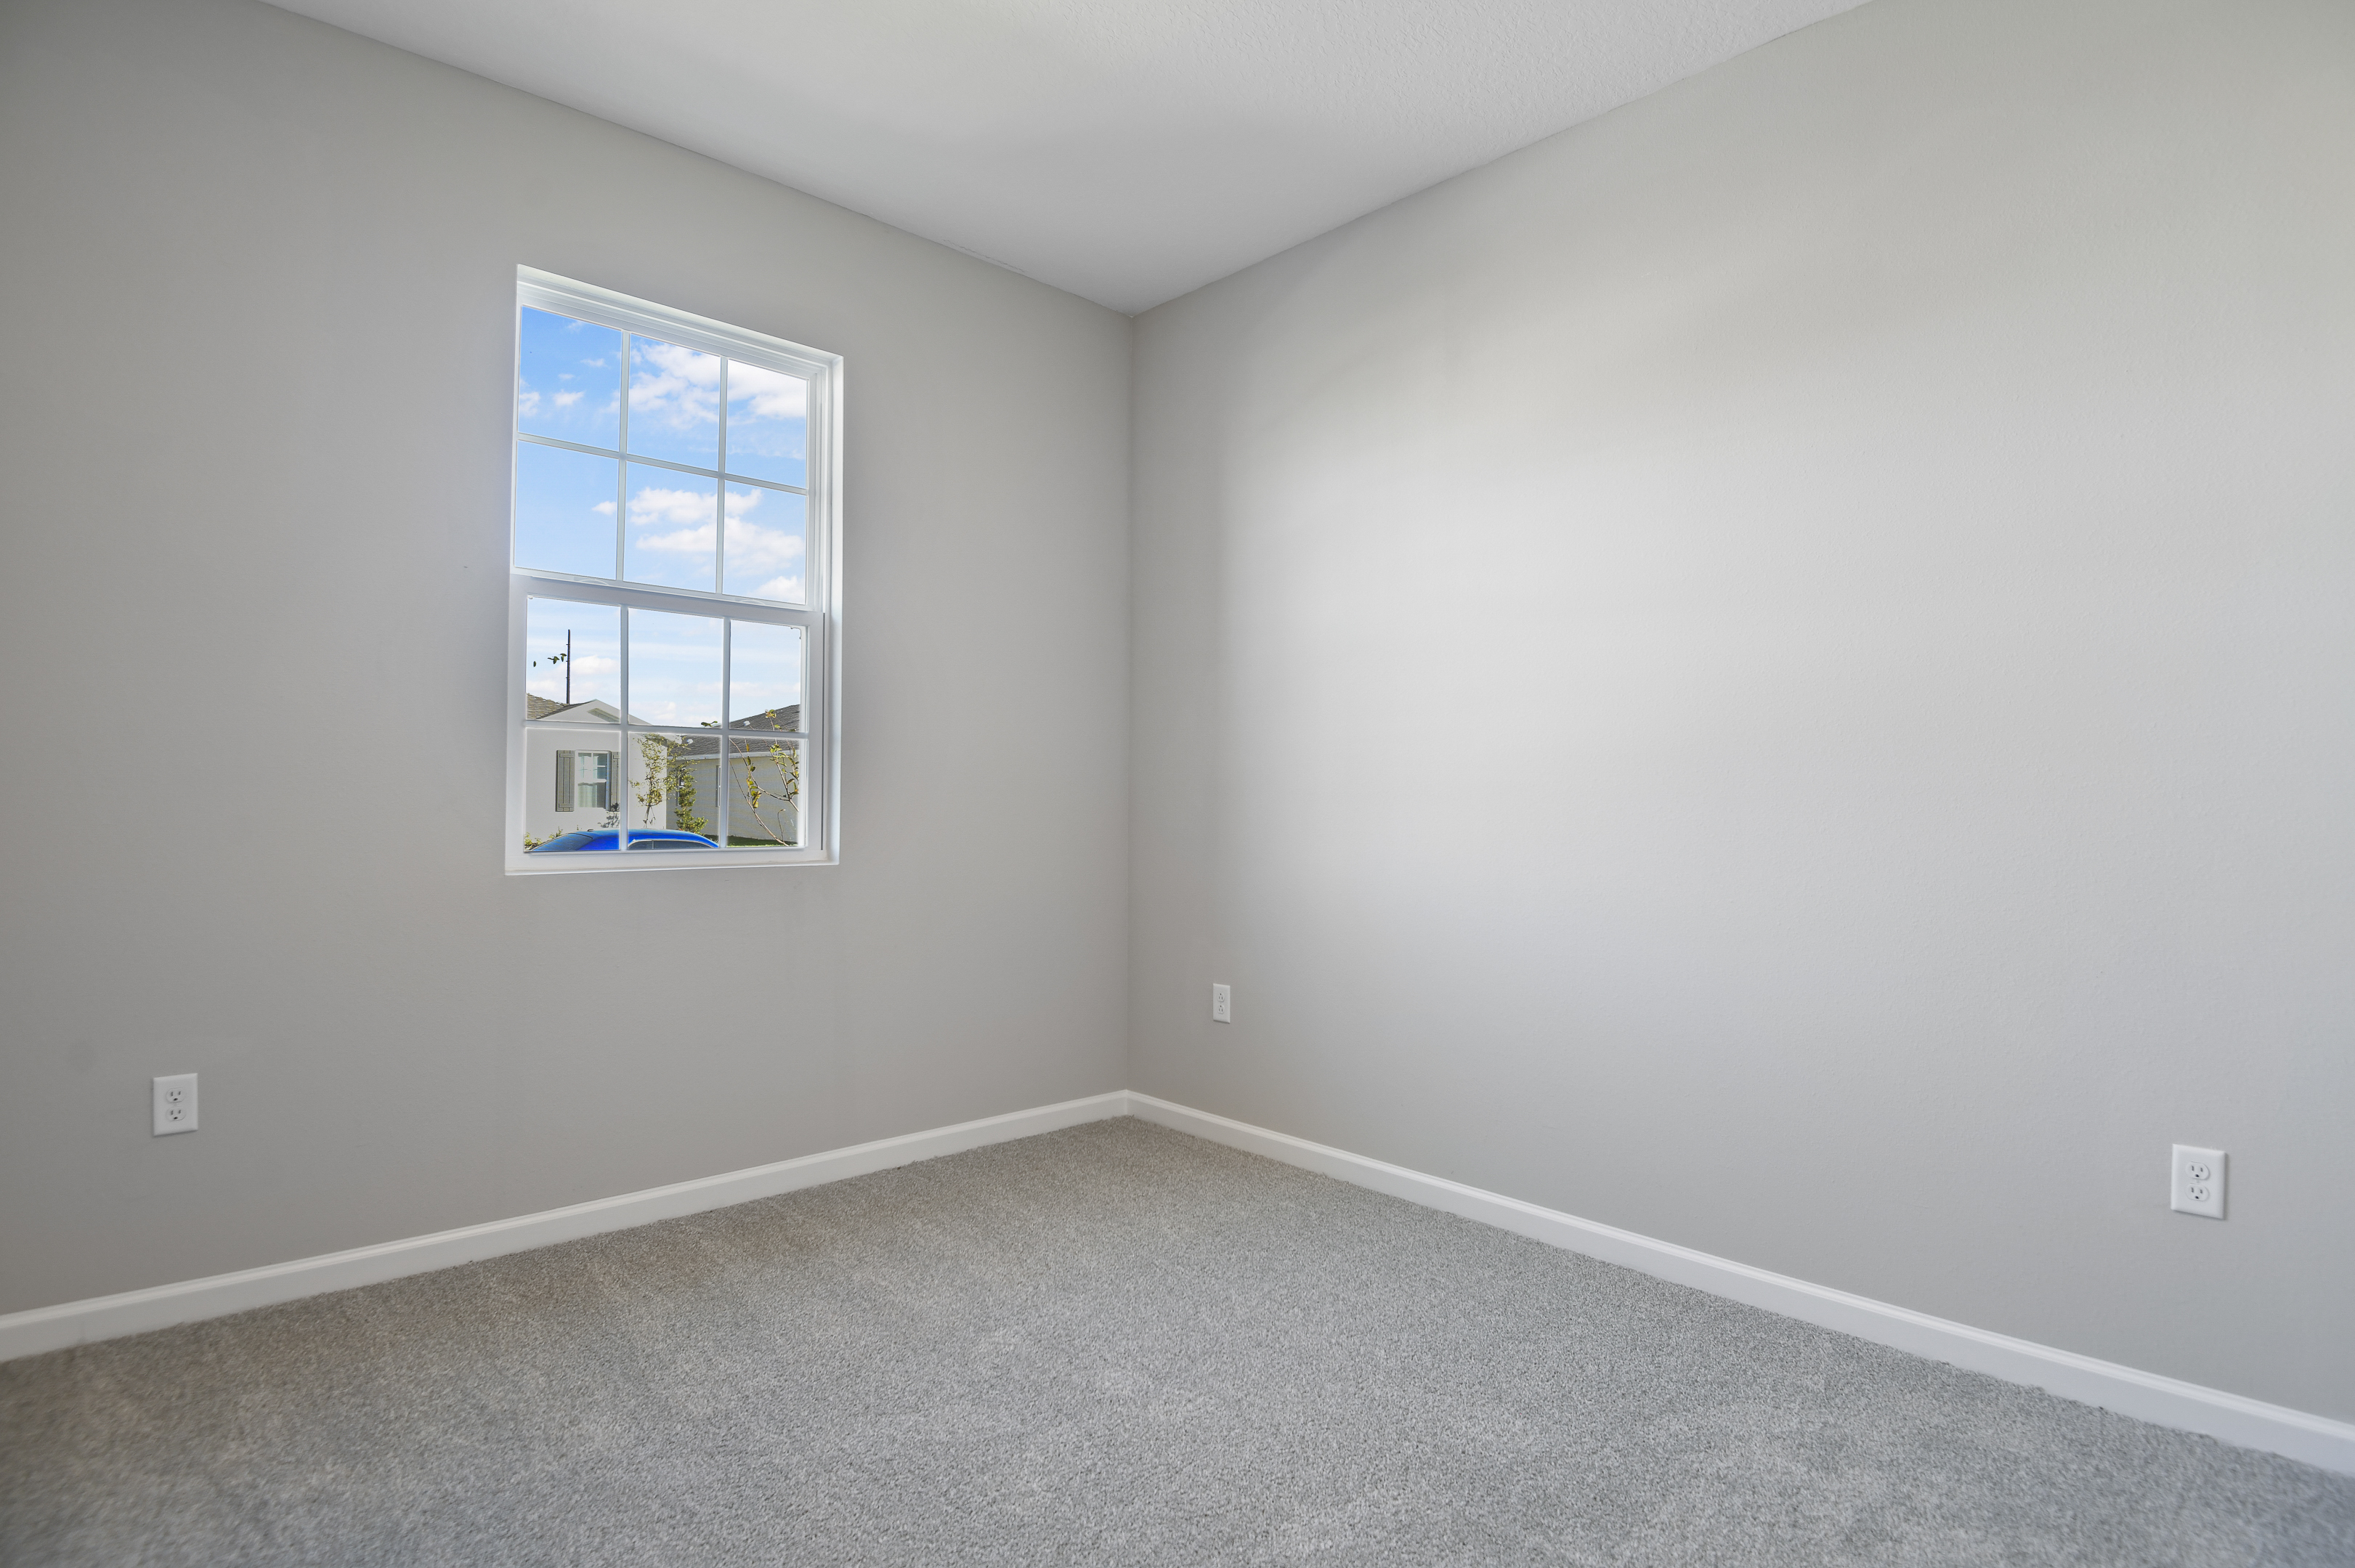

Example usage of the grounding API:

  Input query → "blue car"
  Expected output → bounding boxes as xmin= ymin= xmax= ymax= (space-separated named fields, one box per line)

xmin=528 ymin=829 xmax=721 ymax=853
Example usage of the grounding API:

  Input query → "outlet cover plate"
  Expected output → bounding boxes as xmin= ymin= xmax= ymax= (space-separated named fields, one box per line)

xmin=2170 ymin=1144 xmax=2225 ymax=1219
xmin=153 ymin=1073 xmax=198 ymax=1137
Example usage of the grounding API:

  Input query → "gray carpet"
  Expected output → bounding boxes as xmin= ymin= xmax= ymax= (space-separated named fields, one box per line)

xmin=3 ymin=1118 xmax=2349 ymax=1566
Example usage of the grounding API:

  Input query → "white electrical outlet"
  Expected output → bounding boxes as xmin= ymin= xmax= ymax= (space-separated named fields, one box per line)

xmin=2170 ymin=1144 xmax=2225 ymax=1219
xmin=1210 ymin=983 xmax=1231 ymax=1023
xmin=153 ymin=1073 xmax=198 ymax=1137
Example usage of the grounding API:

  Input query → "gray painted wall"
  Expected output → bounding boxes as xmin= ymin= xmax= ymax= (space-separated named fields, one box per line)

xmin=1129 ymin=0 xmax=2355 ymax=1420
xmin=0 ymin=0 xmax=1130 ymax=1314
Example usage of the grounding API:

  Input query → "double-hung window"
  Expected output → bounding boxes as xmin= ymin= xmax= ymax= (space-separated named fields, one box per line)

xmin=506 ymin=268 xmax=840 ymax=870
xmin=554 ymin=748 xmax=613 ymax=813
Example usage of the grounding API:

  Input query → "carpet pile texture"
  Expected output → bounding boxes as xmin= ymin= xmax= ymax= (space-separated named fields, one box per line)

xmin=4 ymin=1116 xmax=2351 ymax=1564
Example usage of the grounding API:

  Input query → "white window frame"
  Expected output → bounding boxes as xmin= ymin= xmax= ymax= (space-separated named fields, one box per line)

xmin=505 ymin=267 xmax=843 ymax=874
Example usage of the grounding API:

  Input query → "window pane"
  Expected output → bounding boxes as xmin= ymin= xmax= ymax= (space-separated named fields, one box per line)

xmin=723 ymin=362 xmax=807 ymax=487
xmin=522 ymin=727 xmax=623 ymax=850
xmin=722 ymin=485 xmax=806 ymax=602
xmin=727 ymin=736 xmax=803 ymax=847
xmin=627 ymin=609 xmax=723 ymax=729
xmin=517 ymin=308 xmax=622 ymax=449
xmin=577 ymin=749 xmax=614 ymax=808
xmin=524 ymin=599 xmax=620 ymax=717
xmin=728 ymin=621 xmax=803 ymax=731
xmin=624 ymin=730 xmax=719 ymax=848
xmin=514 ymin=443 xmax=619 ymax=579
xmin=623 ymin=466 xmax=717 ymax=591
xmin=627 ymin=335 xmax=721 ymax=470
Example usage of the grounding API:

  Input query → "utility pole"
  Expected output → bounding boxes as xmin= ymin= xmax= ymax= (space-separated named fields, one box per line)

xmin=565 ymin=629 xmax=572 ymax=705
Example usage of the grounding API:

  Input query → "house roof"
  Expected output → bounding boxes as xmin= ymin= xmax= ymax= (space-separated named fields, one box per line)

xmin=525 ymin=699 xmax=795 ymax=728
xmin=658 ymin=708 xmax=803 ymax=760
xmin=731 ymin=705 xmax=800 ymax=733
xmin=524 ymin=700 xmax=800 ymax=760
xmin=527 ymin=698 xmax=631 ymax=724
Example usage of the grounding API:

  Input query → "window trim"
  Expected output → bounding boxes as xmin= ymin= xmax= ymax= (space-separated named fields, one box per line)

xmin=505 ymin=267 xmax=843 ymax=874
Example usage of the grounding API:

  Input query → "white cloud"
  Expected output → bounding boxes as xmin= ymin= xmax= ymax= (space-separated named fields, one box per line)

xmin=629 ymin=340 xmax=723 ymax=433
xmin=726 ymin=526 xmax=803 ymax=573
xmin=631 ymin=484 xmax=716 ymax=556
xmin=637 ymin=525 xmax=716 ymax=556
xmin=727 ymin=362 xmax=806 ymax=422
xmin=753 ymin=574 xmax=804 ymax=601
xmin=721 ymin=489 xmax=805 ymax=575
xmin=593 ymin=500 xmax=616 ymax=516
xmin=527 ymin=650 xmax=619 ymax=704
xmin=516 ymin=384 xmax=542 ymax=416
xmin=631 ymin=486 xmax=714 ymax=524
xmin=554 ymin=390 xmax=583 ymax=409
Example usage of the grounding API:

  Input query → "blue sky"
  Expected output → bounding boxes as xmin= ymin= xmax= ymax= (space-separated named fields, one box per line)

xmin=525 ymin=599 xmax=804 ymax=729
xmin=517 ymin=307 xmax=811 ymax=731
xmin=524 ymin=598 xmax=619 ymax=710
xmin=515 ymin=308 xmax=808 ymax=603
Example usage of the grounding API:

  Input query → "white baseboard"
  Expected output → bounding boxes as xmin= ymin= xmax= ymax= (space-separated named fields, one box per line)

xmin=0 ymin=1091 xmax=1130 ymax=1365
xmin=7 ymin=1086 xmax=2348 ymax=1479
xmin=1125 ymin=1092 xmax=2355 ymax=1477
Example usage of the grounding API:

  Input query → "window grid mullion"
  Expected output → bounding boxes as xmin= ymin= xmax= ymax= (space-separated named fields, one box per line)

xmin=613 ymin=338 xmax=630 ymax=582
xmin=715 ymin=359 xmax=729 ymax=596
xmin=617 ymin=609 xmax=632 ymax=787
xmin=718 ymin=620 xmax=733 ymax=848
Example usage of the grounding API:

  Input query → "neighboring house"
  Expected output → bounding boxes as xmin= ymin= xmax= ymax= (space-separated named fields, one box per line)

xmin=522 ymin=701 xmax=801 ymax=848
xmin=726 ymin=705 xmax=803 ymax=848
xmin=522 ymin=699 xmax=630 ymax=845
xmin=654 ymin=706 xmax=803 ymax=848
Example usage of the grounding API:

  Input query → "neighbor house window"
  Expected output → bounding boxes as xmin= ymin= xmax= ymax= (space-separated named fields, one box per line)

xmin=506 ymin=268 xmax=839 ymax=870
xmin=555 ymin=749 xmax=613 ymax=813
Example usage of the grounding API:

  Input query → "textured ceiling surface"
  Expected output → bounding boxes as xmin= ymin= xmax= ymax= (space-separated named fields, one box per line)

xmin=266 ymin=0 xmax=1867 ymax=312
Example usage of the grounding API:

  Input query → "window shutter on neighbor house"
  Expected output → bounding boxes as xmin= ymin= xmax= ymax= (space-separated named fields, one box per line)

xmin=556 ymin=750 xmax=575 ymax=811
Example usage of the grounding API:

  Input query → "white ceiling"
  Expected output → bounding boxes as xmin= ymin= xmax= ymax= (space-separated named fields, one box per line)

xmin=269 ymin=0 xmax=1867 ymax=314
